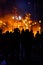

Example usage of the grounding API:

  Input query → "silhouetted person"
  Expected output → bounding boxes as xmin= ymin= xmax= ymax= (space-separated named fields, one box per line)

xmin=13 ymin=28 xmax=20 ymax=64
xmin=21 ymin=29 xmax=34 ymax=64
xmin=41 ymin=31 xmax=43 ymax=56
xmin=0 ymin=29 xmax=2 ymax=34
xmin=35 ymin=31 xmax=41 ymax=56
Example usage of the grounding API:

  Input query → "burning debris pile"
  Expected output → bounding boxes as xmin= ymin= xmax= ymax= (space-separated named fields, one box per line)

xmin=0 ymin=13 xmax=41 ymax=37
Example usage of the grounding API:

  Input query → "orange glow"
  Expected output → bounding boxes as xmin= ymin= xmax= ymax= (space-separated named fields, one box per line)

xmin=0 ymin=13 xmax=41 ymax=37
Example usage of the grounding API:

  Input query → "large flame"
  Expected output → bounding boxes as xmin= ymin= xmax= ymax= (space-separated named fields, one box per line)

xmin=0 ymin=13 xmax=41 ymax=37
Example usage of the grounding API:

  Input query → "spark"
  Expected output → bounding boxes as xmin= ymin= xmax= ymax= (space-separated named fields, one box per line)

xmin=18 ymin=16 xmax=22 ymax=20
xmin=39 ymin=20 xmax=41 ymax=23
xmin=12 ymin=16 xmax=15 ymax=19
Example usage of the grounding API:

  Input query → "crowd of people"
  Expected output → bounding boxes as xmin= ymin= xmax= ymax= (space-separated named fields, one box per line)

xmin=0 ymin=28 xmax=43 ymax=65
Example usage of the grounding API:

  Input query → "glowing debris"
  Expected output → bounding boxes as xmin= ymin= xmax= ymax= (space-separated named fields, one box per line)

xmin=12 ymin=16 xmax=15 ymax=19
xmin=39 ymin=20 xmax=41 ymax=23
xmin=18 ymin=16 xmax=22 ymax=20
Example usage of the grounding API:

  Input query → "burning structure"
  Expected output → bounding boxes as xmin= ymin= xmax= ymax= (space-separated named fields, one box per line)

xmin=0 ymin=13 xmax=41 ymax=37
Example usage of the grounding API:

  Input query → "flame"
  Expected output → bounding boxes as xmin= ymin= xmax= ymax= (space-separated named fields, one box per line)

xmin=0 ymin=13 xmax=41 ymax=37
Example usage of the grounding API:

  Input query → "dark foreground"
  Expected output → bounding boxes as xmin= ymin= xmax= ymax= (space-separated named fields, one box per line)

xmin=0 ymin=28 xmax=43 ymax=65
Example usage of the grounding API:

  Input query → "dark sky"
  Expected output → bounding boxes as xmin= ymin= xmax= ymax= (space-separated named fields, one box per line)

xmin=0 ymin=0 xmax=6 ymax=3
xmin=0 ymin=0 xmax=34 ymax=15
xmin=0 ymin=0 xmax=43 ymax=20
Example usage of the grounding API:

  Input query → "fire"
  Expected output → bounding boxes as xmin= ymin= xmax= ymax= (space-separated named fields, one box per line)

xmin=0 ymin=13 xmax=41 ymax=37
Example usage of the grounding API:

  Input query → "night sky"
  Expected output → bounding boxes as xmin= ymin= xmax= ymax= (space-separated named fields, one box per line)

xmin=0 ymin=0 xmax=43 ymax=20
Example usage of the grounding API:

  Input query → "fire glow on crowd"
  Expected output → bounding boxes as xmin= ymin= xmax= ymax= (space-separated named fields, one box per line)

xmin=0 ymin=13 xmax=41 ymax=37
